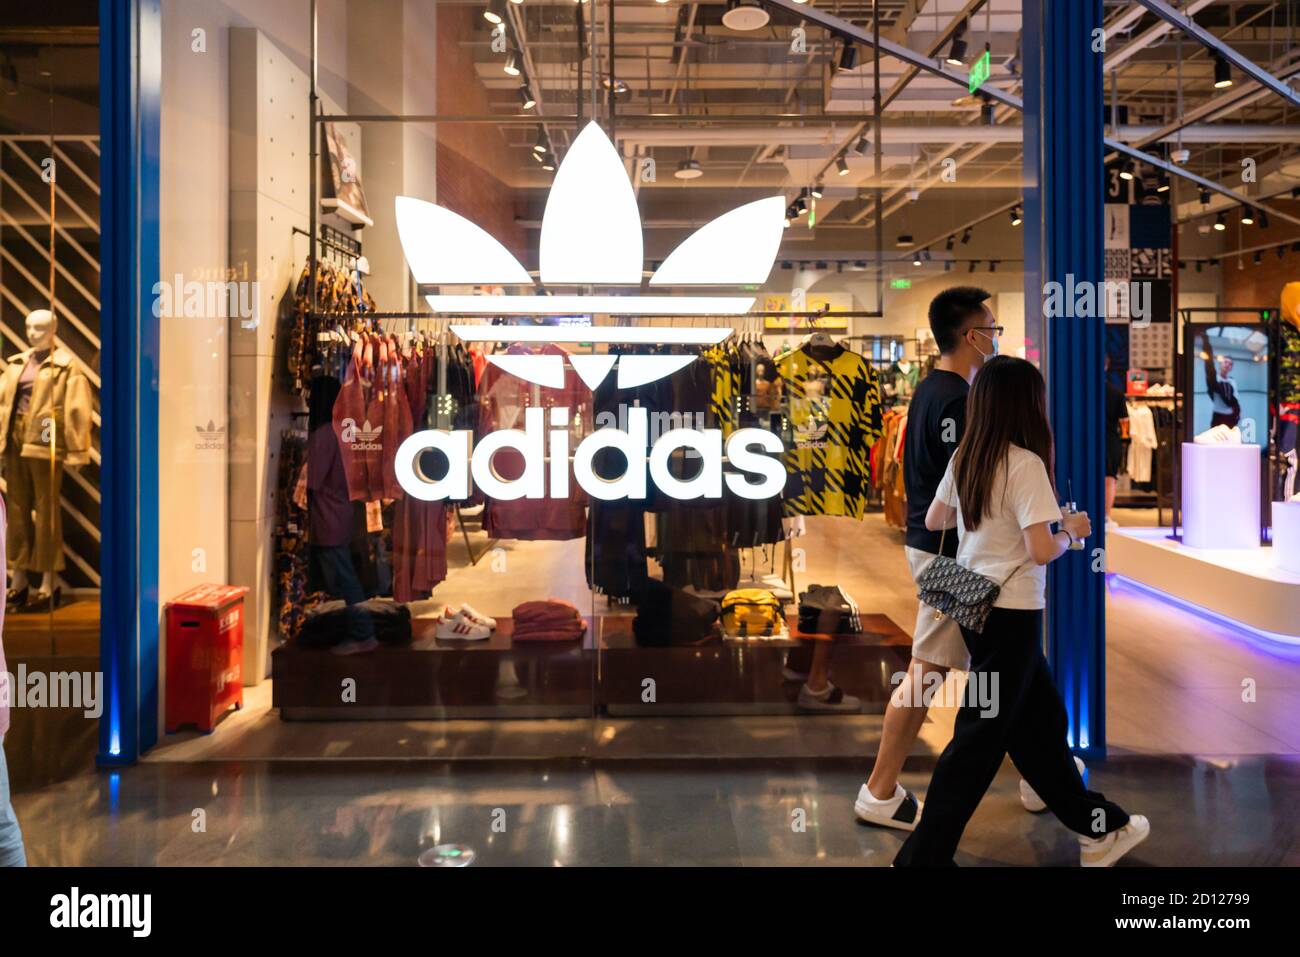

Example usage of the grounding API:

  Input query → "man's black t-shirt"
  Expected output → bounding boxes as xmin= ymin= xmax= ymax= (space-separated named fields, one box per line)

xmin=904 ymin=369 xmax=969 ymax=556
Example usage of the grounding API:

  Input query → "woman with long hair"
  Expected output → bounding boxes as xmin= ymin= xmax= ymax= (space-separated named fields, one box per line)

xmin=893 ymin=356 xmax=1148 ymax=867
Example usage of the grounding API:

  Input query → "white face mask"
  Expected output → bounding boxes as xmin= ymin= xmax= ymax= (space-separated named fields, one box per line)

xmin=970 ymin=328 xmax=999 ymax=360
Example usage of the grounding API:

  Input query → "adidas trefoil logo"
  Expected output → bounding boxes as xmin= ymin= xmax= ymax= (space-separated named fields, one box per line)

xmin=194 ymin=420 xmax=226 ymax=451
xmin=341 ymin=418 xmax=384 ymax=451
xmin=395 ymin=121 xmax=785 ymax=390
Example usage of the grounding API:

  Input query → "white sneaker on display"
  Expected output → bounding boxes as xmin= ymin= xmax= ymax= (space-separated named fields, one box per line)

xmin=854 ymin=783 xmax=922 ymax=831
xmin=1020 ymin=755 xmax=1087 ymax=813
xmin=1194 ymin=424 xmax=1242 ymax=445
xmin=459 ymin=603 xmax=498 ymax=629
xmin=1079 ymin=815 xmax=1151 ymax=867
xmin=435 ymin=612 xmax=492 ymax=641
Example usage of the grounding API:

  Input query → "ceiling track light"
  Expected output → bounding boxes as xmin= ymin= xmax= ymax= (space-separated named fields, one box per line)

xmin=1240 ymin=207 xmax=1255 ymax=226
xmin=519 ymin=85 xmax=536 ymax=110
xmin=944 ymin=260 xmax=952 ymax=272
xmin=1119 ymin=160 xmax=1136 ymax=182
xmin=1156 ymin=175 xmax=1170 ymax=194
xmin=839 ymin=43 xmax=858 ymax=71
xmin=811 ymin=183 xmax=824 ymax=199
xmin=989 ymin=261 xmax=998 ymax=273
xmin=1213 ymin=55 xmax=1232 ymax=89
xmin=1214 ymin=212 xmax=1226 ymax=231
xmin=1010 ymin=206 xmax=1023 ymax=227
xmin=1257 ymin=210 xmax=1269 ymax=229
xmin=1199 ymin=187 xmax=1211 ymax=205
xmin=912 ymin=255 xmax=923 ymax=267
xmin=503 ymin=49 xmax=521 ymax=77
xmin=922 ymin=248 xmax=932 ymax=261
xmin=945 ymin=235 xmax=956 ymax=252
xmin=854 ymin=135 xmax=870 ymax=156
xmin=533 ymin=124 xmax=549 ymax=153
xmin=1254 ymin=251 xmax=1263 ymax=265
xmin=946 ymin=21 xmax=968 ymax=66
xmin=981 ymin=101 xmax=995 ymax=126
xmin=836 ymin=154 xmax=850 ymax=176
xmin=969 ymin=260 xmax=978 ymax=273
xmin=961 ymin=227 xmax=972 ymax=245
xmin=484 ymin=0 xmax=506 ymax=25
xmin=540 ymin=152 xmax=556 ymax=172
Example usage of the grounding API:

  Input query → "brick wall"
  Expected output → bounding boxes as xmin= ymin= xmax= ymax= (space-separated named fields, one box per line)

xmin=1221 ymin=199 xmax=1300 ymax=314
xmin=435 ymin=3 xmax=528 ymax=266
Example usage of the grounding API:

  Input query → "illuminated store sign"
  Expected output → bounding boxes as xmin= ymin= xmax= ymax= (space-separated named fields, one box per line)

xmin=395 ymin=408 xmax=786 ymax=503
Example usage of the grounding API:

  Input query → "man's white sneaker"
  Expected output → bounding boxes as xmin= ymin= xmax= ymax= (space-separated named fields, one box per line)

xmin=1080 ymin=815 xmax=1150 ymax=867
xmin=854 ymin=783 xmax=922 ymax=831
xmin=460 ymin=603 xmax=497 ymax=629
xmin=1020 ymin=755 xmax=1087 ymax=813
xmin=436 ymin=612 xmax=492 ymax=641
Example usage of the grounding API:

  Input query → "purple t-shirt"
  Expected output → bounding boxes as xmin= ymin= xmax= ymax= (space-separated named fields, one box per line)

xmin=308 ymin=426 xmax=353 ymax=548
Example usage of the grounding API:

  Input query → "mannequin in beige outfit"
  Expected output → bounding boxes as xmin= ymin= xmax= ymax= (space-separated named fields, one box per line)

xmin=0 ymin=309 xmax=93 ymax=611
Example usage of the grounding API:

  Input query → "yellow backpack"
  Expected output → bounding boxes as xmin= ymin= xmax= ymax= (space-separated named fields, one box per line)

xmin=720 ymin=589 xmax=785 ymax=638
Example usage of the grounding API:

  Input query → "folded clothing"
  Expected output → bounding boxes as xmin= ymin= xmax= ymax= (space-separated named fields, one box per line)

xmin=797 ymin=584 xmax=862 ymax=635
xmin=297 ymin=599 xmax=412 ymax=648
xmin=632 ymin=579 xmax=720 ymax=647
xmin=512 ymin=599 xmax=587 ymax=642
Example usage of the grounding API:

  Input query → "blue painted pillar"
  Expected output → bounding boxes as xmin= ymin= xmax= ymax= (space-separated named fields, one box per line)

xmin=98 ymin=0 xmax=161 ymax=764
xmin=1022 ymin=0 xmax=1107 ymax=757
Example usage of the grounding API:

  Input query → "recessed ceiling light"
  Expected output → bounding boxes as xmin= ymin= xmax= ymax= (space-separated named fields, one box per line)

xmin=896 ymin=233 xmax=914 ymax=248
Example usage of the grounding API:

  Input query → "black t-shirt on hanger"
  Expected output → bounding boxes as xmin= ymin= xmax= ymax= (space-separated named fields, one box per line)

xmin=904 ymin=368 xmax=969 ymax=556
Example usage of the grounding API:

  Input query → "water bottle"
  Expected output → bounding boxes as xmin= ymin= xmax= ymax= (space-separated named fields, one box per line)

xmin=1064 ymin=480 xmax=1085 ymax=550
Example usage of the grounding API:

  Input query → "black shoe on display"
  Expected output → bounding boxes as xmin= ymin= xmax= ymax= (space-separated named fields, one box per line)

xmin=6 ymin=586 xmax=29 ymax=609
xmin=23 ymin=587 xmax=62 ymax=613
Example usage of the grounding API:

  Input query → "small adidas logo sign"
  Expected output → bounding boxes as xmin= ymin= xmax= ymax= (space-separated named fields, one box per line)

xmin=194 ymin=420 xmax=226 ymax=450
xmin=341 ymin=418 xmax=384 ymax=451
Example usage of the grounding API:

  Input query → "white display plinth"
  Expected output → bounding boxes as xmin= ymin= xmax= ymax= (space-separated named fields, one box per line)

xmin=1274 ymin=501 xmax=1300 ymax=574
xmin=1181 ymin=443 xmax=1260 ymax=549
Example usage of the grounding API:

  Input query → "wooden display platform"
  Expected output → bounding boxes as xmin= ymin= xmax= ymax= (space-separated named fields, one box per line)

xmin=598 ymin=612 xmax=912 ymax=716
xmin=2 ymin=598 xmax=100 ymax=657
xmin=272 ymin=609 xmax=912 ymax=720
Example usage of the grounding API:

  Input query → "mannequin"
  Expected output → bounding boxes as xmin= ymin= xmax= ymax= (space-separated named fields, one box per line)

xmin=0 ymin=309 xmax=93 ymax=611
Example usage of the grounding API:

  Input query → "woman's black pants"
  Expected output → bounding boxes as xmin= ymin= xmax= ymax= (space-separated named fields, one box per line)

xmin=894 ymin=607 xmax=1129 ymax=866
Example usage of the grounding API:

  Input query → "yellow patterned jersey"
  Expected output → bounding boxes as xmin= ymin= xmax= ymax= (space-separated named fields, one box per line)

xmin=776 ymin=346 xmax=883 ymax=518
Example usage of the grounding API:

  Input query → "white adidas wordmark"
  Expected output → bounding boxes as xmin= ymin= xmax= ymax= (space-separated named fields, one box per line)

xmin=396 ymin=406 xmax=785 ymax=503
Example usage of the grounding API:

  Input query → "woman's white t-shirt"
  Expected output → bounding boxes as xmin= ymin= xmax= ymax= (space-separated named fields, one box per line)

xmin=933 ymin=444 xmax=1062 ymax=610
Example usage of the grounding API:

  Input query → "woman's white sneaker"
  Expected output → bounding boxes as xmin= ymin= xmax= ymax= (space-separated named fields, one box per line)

xmin=1079 ymin=815 xmax=1150 ymax=867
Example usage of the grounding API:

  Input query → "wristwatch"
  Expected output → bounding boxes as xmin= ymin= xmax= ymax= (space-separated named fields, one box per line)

xmin=1060 ymin=528 xmax=1077 ymax=549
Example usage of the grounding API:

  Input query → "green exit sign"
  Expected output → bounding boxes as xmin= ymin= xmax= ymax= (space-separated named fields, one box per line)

xmin=968 ymin=49 xmax=991 ymax=93
xmin=890 ymin=278 xmax=912 ymax=289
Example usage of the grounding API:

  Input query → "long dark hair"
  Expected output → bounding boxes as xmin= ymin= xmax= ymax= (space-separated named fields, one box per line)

xmin=952 ymin=355 xmax=1055 ymax=531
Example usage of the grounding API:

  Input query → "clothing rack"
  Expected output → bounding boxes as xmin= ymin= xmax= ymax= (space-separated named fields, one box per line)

xmin=294 ymin=223 xmax=361 ymax=263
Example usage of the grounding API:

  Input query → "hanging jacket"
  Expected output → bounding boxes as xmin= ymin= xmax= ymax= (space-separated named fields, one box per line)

xmin=0 ymin=346 xmax=94 ymax=465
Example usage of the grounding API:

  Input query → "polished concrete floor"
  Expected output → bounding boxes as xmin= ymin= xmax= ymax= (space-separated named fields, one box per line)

xmin=13 ymin=755 xmax=1299 ymax=866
